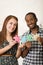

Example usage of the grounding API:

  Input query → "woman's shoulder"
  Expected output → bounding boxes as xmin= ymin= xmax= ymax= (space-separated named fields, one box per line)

xmin=0 ymin=40 xmax=9 ymax=48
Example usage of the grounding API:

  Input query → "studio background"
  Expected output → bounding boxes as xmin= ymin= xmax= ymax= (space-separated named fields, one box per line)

xmin=0 ymin=0 xmax=43 ymax=65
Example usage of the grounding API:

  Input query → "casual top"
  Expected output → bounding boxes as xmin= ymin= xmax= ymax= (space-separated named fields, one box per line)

xmin=21 ymin=27 xmax=43 ymax=65
xmin=0 ymin=41 xmax=18 ymax=65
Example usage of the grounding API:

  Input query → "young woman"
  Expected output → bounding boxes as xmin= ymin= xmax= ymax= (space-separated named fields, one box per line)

xmin=0 ymin=15 xmax=20 ymax=65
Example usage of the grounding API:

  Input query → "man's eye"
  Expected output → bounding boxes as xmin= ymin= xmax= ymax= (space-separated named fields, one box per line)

xmin=30 ymin=18 xmax=33 ymax=21
xmin=26 ymin=20 xmax=29 ymax=22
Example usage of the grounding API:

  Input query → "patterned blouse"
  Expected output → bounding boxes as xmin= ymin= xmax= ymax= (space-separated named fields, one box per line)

xmin=0 ymin=41 xmax=18 ymax=65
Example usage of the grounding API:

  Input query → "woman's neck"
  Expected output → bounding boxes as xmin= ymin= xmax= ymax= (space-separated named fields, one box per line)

xmin=6 ymin=32 xmax=12 ymax=42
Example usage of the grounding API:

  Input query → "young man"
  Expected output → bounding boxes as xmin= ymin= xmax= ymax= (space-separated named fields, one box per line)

xmin=21 ymin=12 xmax=43 ymax=65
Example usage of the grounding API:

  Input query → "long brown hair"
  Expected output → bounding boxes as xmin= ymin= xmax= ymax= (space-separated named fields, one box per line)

xmin=0 ymin=15 xmax=18 ymax=44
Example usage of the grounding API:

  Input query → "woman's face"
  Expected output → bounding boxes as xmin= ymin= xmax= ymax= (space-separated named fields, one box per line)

xmin=6 ymin=18 xmax=17 ymax=34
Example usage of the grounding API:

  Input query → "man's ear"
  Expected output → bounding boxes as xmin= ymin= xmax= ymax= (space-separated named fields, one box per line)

xmin=35 ymin=18 xmax=38 ymax=22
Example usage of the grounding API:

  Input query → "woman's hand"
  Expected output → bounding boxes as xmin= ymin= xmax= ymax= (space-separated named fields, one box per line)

xmin=18 ymin=43 xmax=26 ymax=49
xmin=0 ymin=40 xmax=17 ymax=55
xmin=9 ymin=40 xmax=17 ymax=47
xmin=18 ymin=41 xmax=32 ymax=49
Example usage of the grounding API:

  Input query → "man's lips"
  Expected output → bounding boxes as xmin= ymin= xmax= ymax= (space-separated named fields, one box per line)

xmin=29 ymin=24 xmax=34 ymax=27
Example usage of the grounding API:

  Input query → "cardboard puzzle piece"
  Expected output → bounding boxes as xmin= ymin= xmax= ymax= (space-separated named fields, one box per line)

xmin=13 ymin=35 xmax=20 ymax=43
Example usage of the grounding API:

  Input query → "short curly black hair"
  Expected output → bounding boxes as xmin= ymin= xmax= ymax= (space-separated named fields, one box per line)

xmin=25 ymin=12 xmax=38 ymax=22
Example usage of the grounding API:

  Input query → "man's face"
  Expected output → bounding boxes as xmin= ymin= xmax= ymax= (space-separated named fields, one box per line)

xmin=25 ymin=14 xmax=37 ymax=29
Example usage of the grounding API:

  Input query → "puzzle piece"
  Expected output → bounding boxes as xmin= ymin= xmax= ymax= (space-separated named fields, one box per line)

xmin=21 ymin=34 xmax=34 ymax=44
xmin=21 ymin=35 xmax=27 ymax=43
xmin=26 ymin=34 xmax=33 ymax=41
xmin=13 ymin=35 xmax=20 ymax=43
xmin=33 ymin=34 xmax=39 ymax=41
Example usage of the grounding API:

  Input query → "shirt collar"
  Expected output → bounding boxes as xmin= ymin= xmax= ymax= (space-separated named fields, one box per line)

xmin=29 ymin=25 xmax=41 ymax=34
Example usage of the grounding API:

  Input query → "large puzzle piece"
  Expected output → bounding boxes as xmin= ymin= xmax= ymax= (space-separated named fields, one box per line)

xmin=21 ymin=34 xmax=33 ymax=44
xmin=13 ymin=35 xmax=20 ymax=43
xmin=21 ymin=34 xmax=39 ymax=44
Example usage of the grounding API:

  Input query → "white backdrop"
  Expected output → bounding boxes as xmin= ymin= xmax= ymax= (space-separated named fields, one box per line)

xmin=0 ymin=0 xmax=43 ymax=65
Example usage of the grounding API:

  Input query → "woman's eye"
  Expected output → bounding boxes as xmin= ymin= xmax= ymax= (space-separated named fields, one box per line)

xmin=14 ymin=24 xmax=17 ymax=26
xmin=10 ymin=22 xmax=12 ymax=25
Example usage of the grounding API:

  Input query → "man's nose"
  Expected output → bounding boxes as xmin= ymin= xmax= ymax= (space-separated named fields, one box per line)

xmin=27 ymin=21 xmax=32 ymax=25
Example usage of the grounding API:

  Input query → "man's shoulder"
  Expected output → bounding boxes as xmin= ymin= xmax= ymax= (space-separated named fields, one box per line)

xmin=22 ymin=30 xmax=29 ymax=36
xmin=39 ymin=27 xmax=43 ymax=33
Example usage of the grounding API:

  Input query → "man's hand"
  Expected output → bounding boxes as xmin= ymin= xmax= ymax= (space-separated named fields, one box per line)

xmin=37 ymin=37 xmax=43 ymax=45
xmin=25 ymin=41 xmax=32 ymax=48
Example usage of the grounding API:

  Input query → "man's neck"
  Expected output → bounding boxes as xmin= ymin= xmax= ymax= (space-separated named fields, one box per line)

xmin=30 ymin=25 xmax=39 ymax=34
